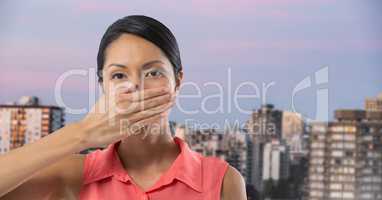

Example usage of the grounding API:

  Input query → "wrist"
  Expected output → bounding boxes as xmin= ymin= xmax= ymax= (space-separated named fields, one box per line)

xmin=60 ymin=122 xmax=90 ymax=153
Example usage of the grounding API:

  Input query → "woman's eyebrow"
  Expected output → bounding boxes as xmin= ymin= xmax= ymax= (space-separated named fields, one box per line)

xmin=107 ymin=60 xmax=164 ymax=70
xmin=142 ymin=60 xmax=164 ymax=70
xmin=107 ymin=63 xmax=127 ymax=69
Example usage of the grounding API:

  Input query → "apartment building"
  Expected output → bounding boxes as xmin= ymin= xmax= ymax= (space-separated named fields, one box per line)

xmin=0 ymin=96 xmax=64 ymax=154
xmin=307 ymin=110 xmax=382 ymax=200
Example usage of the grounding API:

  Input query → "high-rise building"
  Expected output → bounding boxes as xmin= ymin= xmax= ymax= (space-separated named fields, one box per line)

xmin=246 ymin=104 xmax=291 ymax=191
xmin=307 ymin=110 xmax=382 ymax=200
xmin=250 ymin=137 xmax=290 ymax=191
xmin=307 ymin=122 xmax=328 ymax=200
xmin=262 ymin=139 xmax=290 ymax=181
xmin=282 ymin=111 xmax=306 ymax=163
xmin=246 ymin=104 xmax=282 ymax=141
xmin=365 ymin=92 xmax=382 ymax=112
xmin=356 ymin=111 xmax=382 ymax=200
xmin=180 ymin=128 xmax=250 ymax=182
xmin=0 ymin=96 xmax=64 ymax=154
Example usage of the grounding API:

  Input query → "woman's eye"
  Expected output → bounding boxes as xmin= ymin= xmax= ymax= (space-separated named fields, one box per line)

xmin=111 ymin=73 xmax=127 ymax=80
xmin=145 ymin=70 xmax=163 ymax=78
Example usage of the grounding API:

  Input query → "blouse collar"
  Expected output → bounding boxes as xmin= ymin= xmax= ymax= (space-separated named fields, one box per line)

xmin=85 ymin=136 xmax=203 ymax=193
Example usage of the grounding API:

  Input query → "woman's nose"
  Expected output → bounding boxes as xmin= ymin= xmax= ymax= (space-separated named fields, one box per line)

xmin=114 ymin=81 xmax=139 ymax=94
xmin=132 ymin=83 xmax=140 ymax=91
xmin=128 ymin=79 xmax=141 ymax=90
xmin=128 ymin=74 xmax=143 ymax=91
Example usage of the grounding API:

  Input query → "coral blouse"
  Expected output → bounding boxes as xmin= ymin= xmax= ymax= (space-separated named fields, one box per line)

xmin=79 ymin=136 xmax=229 ymax=200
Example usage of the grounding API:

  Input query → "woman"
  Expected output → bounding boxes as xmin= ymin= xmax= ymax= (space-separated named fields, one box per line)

xmin=0 ymin=15 xmax=246 ymax=200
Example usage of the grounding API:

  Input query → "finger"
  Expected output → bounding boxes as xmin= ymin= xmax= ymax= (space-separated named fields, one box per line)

xmin=117 ymin=87 xmax=171 ymax=103
xmin=116 ymin=92 xmax=173 ymax=114
xmin=99 ymin=101 xmax=172 ymax=139
xmin=123 ymin=99 xmax=174 ymax=123
xmin=102 ymin=100 xmax=171 ymax=129
xmin=103 ymin=93 xmax=174 ymax=128
xmin=108 ymin=112 xmax=163 ymax=138
xmin=127 ymin=112 xmax=165 ymax=136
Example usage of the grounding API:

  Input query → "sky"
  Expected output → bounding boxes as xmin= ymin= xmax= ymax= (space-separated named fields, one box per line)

xmin=1 ymin=0 xmax=381 ymax=128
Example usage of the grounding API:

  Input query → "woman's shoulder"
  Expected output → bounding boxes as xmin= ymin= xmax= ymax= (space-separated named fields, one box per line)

xmin=199 ymin=154 xmax=246 ymax=199
xmin=221 ymin=165 xmax=246 ymax=199
xmin=191 ymin=152 xmax=246 ymax=199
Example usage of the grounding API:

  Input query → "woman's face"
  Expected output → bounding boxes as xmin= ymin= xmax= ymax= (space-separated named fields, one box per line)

xmin=101 ymin=33 xmax=180 ymax=119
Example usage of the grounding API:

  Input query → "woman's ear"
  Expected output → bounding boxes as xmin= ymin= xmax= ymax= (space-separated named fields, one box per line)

xmin=100 ymin=81 xmax=105 ymax=94
xmin=174 ymin=70 xmax=183 ymax=92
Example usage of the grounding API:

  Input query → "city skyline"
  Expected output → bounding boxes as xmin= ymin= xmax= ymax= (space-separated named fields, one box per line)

xmin=1 ymin=0 xmax=381 ymax=126
xmin=1 ymin=93 xmax=381 ymax=199
xmin=1 ymin=91 xmax=381 ymax=129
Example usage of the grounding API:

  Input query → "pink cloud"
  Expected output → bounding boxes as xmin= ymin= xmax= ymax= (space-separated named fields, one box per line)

xmin=0 ymin=69 xmax=93 ymax=93
xmin=0 ymin=39 xmax=95 ymax=92
xmin=70 ymin=0 xmax=332 ymax=18
xmin=198 ymin=38 xmax=382 ymax=59
xmin=75 ymin=1 xmax=130 ymax=14
xmin=1 ymin=71 xmax=58 ymax=90
xmin=186 ymin=0 xmax=332 ymax=17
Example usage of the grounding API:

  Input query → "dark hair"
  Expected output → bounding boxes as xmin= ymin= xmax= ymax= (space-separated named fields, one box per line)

xmin=97 ymin=15 xmax=182 ymax=82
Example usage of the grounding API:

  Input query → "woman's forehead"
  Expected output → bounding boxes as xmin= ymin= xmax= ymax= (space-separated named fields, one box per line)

xmin=105 ymin=34 xmax=167 ymax=64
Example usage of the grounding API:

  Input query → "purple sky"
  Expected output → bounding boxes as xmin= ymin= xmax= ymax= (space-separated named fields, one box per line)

xmin=1 ymin=0 xmax=381 ymax=126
